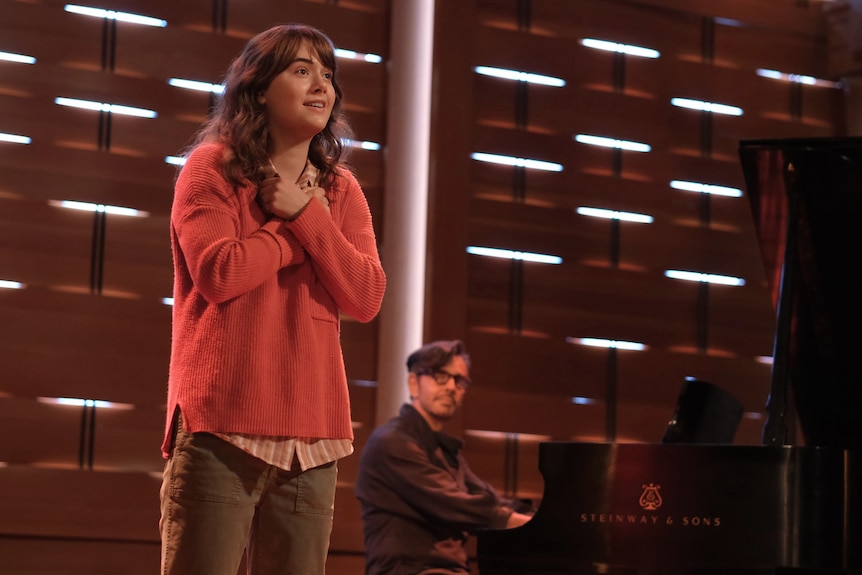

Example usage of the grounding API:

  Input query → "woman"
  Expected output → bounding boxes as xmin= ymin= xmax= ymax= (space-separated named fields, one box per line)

xmin=160 ymin=23 xmax=386 ymax=575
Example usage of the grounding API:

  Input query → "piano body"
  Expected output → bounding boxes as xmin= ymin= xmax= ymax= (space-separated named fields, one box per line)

xmin=476 ymin=137 xmax=862 ymax=574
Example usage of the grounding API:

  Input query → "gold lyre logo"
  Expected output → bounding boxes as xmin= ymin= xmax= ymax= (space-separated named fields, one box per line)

xmin=639 ymin=483 xmax=662 ymax=511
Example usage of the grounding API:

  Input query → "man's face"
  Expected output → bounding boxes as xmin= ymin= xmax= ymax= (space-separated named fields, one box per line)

xmin=409 ymin=355 xmax=469 ymax=431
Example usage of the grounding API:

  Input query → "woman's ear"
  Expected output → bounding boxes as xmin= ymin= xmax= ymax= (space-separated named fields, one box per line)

xmin=256 ymin=92 xmax=266 ymax=105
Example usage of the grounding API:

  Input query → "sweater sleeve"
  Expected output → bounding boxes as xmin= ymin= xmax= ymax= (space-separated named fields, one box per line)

xmin=172 ymin=146 xmax=306 ymax=304
xmin=285 ymin=171 xmax=386 ymax=322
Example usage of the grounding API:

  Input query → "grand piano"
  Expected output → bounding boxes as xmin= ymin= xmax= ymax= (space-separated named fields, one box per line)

xmin=476 ymin=137 xmax=862 ymax=574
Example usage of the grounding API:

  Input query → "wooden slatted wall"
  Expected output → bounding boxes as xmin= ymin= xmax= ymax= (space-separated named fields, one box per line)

xmin=0 ymin=0 xmax=385 ymax=572
xmin=0 ymin=0 xmax=850 ymax=573
xmin=426 ymin=0 xmax=846 ymax=512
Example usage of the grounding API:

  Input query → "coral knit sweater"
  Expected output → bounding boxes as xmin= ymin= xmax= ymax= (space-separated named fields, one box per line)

xmin=162 ymin=143 xmax=386 ymax=457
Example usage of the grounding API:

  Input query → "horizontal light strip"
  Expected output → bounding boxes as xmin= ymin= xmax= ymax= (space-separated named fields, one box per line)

xmin=670 ymin=180 xmax=742 ymax=198
xmin=665 ymin=269 xmax=745 ymax=286
xmin=168 ymin=78 xmax=224 ymax=94
xmin=162 ymin=297 xmax=174 ymax=306
xmin=50 ymin=200 xmax=147 ymax=217
xmin=581 ymin=38 xmax=660 ymax=59
xmin=577 ymin=207 xmax=653 ymax=224
xmin=756 ymin=68 xmax=813 ymax=85
xmin=55 ymin=97 xmax=157 ymax=118
xmin=471 ymin=152 xmax=563 ymax=172
xmin=169 ymin=140 xmax=381 ymax=166
xmin=571 ymin=396 xmax=598 ymax=405
xmin=169 ymin=145 xmax=382 ymax=167
xmin=671 ymin=97 xmax=743 ymax=116
xmin=0 ymin=51 xmax=36 ymax=64
xmin=714 ymin=17 xmax=744 ymax=27
xmin=334 ymin=48 xmax=383 ymax=64
xmin=38 ymin=397 xmax=135 ymax=410
xmin=0 ymin=280 xmax=25 ymax=290
xmin=0 ymin=132 xmax=32 ymax=144
xmin=574 ymin=134 xmax=651 ymax=152
xmin=757 ymin=68 xmax=840 ymax=89
xmin=342 ymin=139 xmax=381 ymax=151
xmin=567 ymin=336 xmax=646 ymax=351
xmin=474 ymin=66 xmax=566 ymax=87
xmin=64 ymin=4 xmax=167 ymax=27
xmin=464 ymin=429 xmax=552 ymax=442
xmin=467 ymin=246 xmax=563 ymax=265
xmin=352 ymin=379 xmax=377 ymax=388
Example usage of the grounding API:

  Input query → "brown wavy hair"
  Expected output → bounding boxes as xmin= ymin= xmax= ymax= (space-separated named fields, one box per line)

xmin=188 ymin=23 xmax=352 ymax=188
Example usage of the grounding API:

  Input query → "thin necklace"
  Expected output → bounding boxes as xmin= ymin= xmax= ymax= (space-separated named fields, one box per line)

xmin=267 ymin=158 xmax=322 ymax=197
xmin=267 ymin=158 xmax=279 ymax=177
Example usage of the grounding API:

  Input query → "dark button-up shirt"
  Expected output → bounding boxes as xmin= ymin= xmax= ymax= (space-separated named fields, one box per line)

xmin=355 ymin=404 xmax=527 ymax=574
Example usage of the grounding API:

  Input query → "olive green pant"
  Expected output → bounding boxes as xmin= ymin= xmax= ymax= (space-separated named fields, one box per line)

xmin=160 ymin=418 xmax=337 ymax=575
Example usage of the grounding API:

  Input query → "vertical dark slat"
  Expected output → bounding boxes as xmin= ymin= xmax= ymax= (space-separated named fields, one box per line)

xmin=609 ymin=218 xmax=621 ymax=268
xmin=104 ymin=111 xmax=113 ymax=151
xmin=503 ymin=432 xmax=519 ymax=497
xmin=108 ymin=19 xmax=117 ymax=72
xmin=89 ymin=212 xmax=101 ymax=293
xmin=214 ymin=0 xmax=228 ymax=33
xmin=514 ymin=80 xmax=528 ymax=203
xmin=100 ymin=18 xmax=117 ymax=72
xmin=87 ymin=403 xmax=96 ymax=470
xmin=606 ymin=348 xmax=618 ymax=442
xmin=517 ymin=0 xmax=531 ymax=32
xmin=96 ymin=211 xmax=107 ymax=294
xmin=89 ymin=210 xmax=107 ymax=294
xmin=611 ymin=148 xmax=623 ymax=176
xmin=78 ymin=402 xmax=96 ymax=470
xmin=701 ymin=16 xmax=715 ymax=64
xmin=696 ymin=281 xmax=710 ymax=353
xmin=97 ymin=110 xmax=108 ymax=150
xmin=790 ymin=82 xmax=803 ymax=120
xmin=512 ymin=166 xmax=526 ymax=203
xmin=101 ymin=17 xmax=110 ymax=70
xmin=78 ymin=403 xmax=89 ymax=469
xmin=699 ymin=190 xmax=712 ymax=227
xmin=700 ymin=110 xmax=713 ymax=158
xmin=613 ymin=52 xmax=626 ymax=92
xmin=508 ymin=259 xmax=524 ymax=334
xmin=514 ymin=81 xmax=528 ymax=129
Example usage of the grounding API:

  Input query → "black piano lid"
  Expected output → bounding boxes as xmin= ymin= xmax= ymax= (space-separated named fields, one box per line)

xmin=738 ymin=136 xmax=862 ymax=450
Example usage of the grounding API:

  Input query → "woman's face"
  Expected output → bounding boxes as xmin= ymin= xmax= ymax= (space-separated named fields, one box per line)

xmin=259 ymin=40 xmax=335 ymax=144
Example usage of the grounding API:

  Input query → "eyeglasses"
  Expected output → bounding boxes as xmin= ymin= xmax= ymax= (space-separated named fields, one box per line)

xmin=419 ymin=369 xmax=471 ymax=390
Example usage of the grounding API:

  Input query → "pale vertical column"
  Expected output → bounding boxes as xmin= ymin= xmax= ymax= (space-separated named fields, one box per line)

xmin=845 ymin=75 xmax=862 ymax=135
xmin=826 ymin=0 xmax=862 ymax=134
xmin=374 ymin=0 xmax=435 ymax=425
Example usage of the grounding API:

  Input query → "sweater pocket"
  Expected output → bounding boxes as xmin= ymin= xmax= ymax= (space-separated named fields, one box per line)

xmin=309 ymin=281 xmax=339 ymax=326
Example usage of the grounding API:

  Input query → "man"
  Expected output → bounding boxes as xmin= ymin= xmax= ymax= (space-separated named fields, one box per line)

xmin=355 ymin=340 xmax=533 ymax=575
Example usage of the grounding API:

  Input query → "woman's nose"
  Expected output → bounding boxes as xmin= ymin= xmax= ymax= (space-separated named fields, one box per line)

xmin=312 ymin=74 xmax=328 ymax=92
